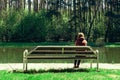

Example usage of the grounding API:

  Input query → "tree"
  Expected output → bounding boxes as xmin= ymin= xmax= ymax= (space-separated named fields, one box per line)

xmin=33 ymin=0 xmax=38 ymax=12
xmin=0 ymin=0 xmax=5 ymax=11
xmin=28 ymin=0 xmax=32 ymax=13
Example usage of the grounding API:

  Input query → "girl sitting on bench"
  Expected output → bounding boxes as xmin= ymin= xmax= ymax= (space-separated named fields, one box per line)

xmin=74 ymin=32 xmax=87 ymax=68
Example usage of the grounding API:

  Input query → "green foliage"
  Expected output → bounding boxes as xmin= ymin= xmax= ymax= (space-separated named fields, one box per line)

xmin=0 ymin=1 xmax=119 ymax=43
xmin=105 ymin=11 xmax=120 ymax=42
xmin=95 ymin=38 xmax=105 ymax=47
xmin=93 ymin=17 xmax=105 ymax=42
xmin=6 ymin=11 xmax=23 ymax=42
xmin=0 ymin=9 xmax=73 ymax=42
xmin=45 ymin=10 xmax=73 ymax=42
xmin=0 ymin=20 xmax=5 ymax=41
xmin=0 ymin=10 xmax=25 ymax=42
xmin=11 ymin=10 xmax=47 ymax=42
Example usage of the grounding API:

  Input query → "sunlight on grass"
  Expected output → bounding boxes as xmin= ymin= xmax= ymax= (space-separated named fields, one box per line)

xmin=107 ymin=74 xmax=120 ymax=78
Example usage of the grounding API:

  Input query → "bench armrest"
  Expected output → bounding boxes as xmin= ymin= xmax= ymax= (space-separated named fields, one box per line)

xmin=23 ymin=49 xmax=29 ymax=58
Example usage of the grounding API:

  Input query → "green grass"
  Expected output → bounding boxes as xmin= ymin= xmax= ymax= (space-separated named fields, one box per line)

xmin=0 ymin=42 xmax=120 ymax=47
xmin=105 ymin=42 xmax=120 ymax=47
xmin=0 ymin=69 xmax=120 ymax=80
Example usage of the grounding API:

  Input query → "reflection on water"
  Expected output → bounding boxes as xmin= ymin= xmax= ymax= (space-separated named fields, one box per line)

xmin=98 ymin=47 xmax=120 ymax=63
xmin=0 ymin=47 xmax=120 ymax=63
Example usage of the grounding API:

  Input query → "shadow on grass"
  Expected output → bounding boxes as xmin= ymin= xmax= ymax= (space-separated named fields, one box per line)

xmin=13 ymin=68 xmax=97 ymax=74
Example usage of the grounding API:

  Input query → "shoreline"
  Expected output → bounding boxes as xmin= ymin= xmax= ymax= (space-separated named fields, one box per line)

xmin=0 ymin=63 xmax=120 ymax=71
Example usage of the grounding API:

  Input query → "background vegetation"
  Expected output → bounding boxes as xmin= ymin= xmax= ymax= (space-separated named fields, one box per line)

xmin=0 ymin=0 xmax=119 ymax=43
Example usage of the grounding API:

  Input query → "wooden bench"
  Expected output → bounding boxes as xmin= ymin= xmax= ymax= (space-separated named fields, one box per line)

xmin=23 ymin=46 xmax=99 ymax=72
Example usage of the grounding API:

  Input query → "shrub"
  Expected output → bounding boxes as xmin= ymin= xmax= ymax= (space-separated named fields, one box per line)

xmin=11 ymin=11 xmax=47 ymax=42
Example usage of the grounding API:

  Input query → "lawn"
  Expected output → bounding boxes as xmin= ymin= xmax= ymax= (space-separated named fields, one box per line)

xmin=0 ymin=69 xmax=120 ymax=80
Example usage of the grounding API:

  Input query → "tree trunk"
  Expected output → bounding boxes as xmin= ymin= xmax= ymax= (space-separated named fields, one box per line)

xmin=18 ymin=0 xmax=23 ymax=10
xmin=39 ymin=0 xmax=45 ymax=10
xmin=73 ymin=0 xmax=77 ymax=40
xmin=87 ymin=1 xmax=101 ymax=41
xmin=33 ymin=0 xmax=38 ymax=12
xmin=0 ymin=0 xmax=5 ymax=11
xmin=28 ymin=0 xmax=31 ymax=13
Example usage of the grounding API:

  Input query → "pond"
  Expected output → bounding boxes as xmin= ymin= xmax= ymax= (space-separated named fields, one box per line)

xmin=0 ymin=46 xmax=120 ymax=63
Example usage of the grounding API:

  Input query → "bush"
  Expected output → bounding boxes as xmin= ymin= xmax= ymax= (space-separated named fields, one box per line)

xmin=11 ymin=11 xmax=47 ymax=42
xmin=95 ymin=38 xmax=105 ymax=46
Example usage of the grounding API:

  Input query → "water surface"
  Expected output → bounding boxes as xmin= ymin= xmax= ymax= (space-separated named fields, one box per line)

xmin=0 ymin=46 xmax=120 ymax=63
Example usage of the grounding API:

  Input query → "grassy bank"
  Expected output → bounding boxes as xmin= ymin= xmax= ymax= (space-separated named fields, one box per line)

xmin=0 ymin=69 xmax=120 ymax=80
xmin=0 ymin=42 xmax=120 ymax=47
xmin=0 ymin=42 xmax=74 ymax=47
xmin=105 ymin=42 xmax=120 ymax=47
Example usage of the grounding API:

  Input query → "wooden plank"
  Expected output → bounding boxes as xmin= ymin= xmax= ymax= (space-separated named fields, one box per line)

xmin=32 ymin=50 xmax=93 ymax=52
xmin=29 ymin=46 xmax=93 ymax=54
xmin=27 ymin=56 xmax=75 ymax=59
xmin=27 ymin=56 xmax=97 ymax=59
xmin=30 ymin=50 xmax=95 ymax=54
xmin=28 ymin=53 xmax=96 ymax=56
xmin=33 ymin=50 xmax=61 ymax=52
xmin=36 ymin=46 xmax=91 ymax=48
xmin=36 ymin=46 xmax=91 ymax=50
xmin=64 ymin=51 xmax=94 ymax=54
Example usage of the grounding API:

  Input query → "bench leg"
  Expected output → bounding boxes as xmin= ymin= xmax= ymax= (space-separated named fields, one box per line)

xmin=90 ymin=60 xmax=93 ymax=69
xmin=96 ymin=50 xmax=99 ymax=71
xmin=23 ymin=49 xmax=28 ymax=72
xmin=23 ymin=58 xmax=28 ymax=72
xmin=96 ymin=56 xmax=99 ymax=71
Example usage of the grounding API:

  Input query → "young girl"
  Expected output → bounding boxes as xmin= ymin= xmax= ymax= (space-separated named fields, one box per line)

xmin=74 ymin=32 xmax=87 ymax=68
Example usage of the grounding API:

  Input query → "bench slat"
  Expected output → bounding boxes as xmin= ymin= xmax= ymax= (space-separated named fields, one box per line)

xmin=31 ymin=50 xmax=95 ymax=54
xmin=27 ymin=56 xmax=97 ymax=59
xmin=35 ymin=46 xmax=91 ymax=50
